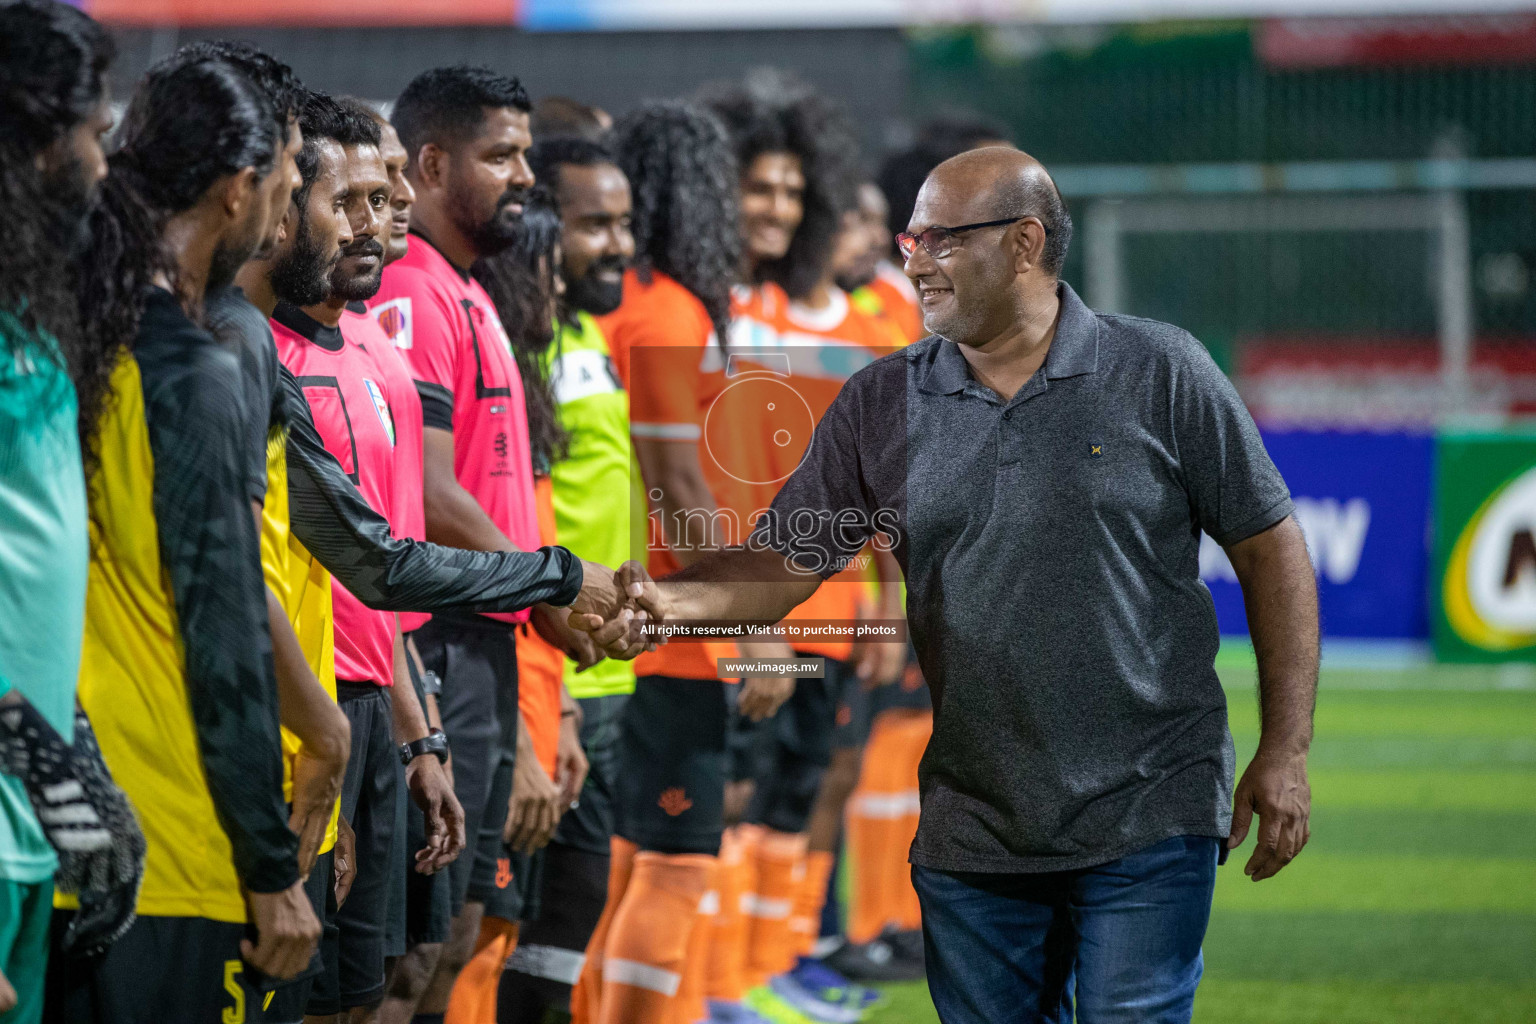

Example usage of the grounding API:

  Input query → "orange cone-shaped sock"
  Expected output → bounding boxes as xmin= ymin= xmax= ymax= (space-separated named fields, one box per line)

xmin=668 ymin=867 xmax=721 ymax=1024
xmin=446 ymin=916 xmax=519 ymax=1024
xmin=893 ymin=712 xmax=930 ymax=932
xmin=598 ymin=852 xmax=716 ymax=1024
xmin=744 ymin=830 xmax=807 ymax=986
xmin=572 ymin=836 xmax=638 ymax=1024
xmin=790 ymin=849 xmax=837 ymax=957
xmin=847 ymin=714 xmax=913 ymax=943
xmin=704 ymin=825 xmax=760 ymax=1002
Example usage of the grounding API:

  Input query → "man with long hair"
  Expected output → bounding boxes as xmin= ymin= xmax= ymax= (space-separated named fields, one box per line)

xmin=51 ymin=55 xmax=322 ymax=1022
xmin=0 ymin=4 xmax=140 ymax=1020
xmin=700 ymin=82 xmax=908 ymax=1019
xmin=492 ymin=141 xmax=636 ymax=1024
xmin=571 ymin=99 xmax=794 ymax=1024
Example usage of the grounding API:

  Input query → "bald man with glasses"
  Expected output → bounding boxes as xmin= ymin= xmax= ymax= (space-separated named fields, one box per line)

xmin=579 ymin=147 xmax=1319 ymax=1024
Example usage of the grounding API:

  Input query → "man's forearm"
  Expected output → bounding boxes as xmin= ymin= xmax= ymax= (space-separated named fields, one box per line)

xmin=268 ymin=589 xmax=347 ymax=765
xmin=390 ymin=626 xmax=432 ymax=745
xmin=660 ymin=546 xmax=820 ymax=623
xmin=1229 ymin=516 xmax=1319 ymax=755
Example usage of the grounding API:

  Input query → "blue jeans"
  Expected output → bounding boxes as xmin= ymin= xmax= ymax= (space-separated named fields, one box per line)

xmin=912 ymin=835 xmax=1220 ymax=1024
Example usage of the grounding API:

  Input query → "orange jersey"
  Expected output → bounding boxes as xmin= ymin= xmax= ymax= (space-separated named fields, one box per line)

xmin=599 ymin=269 xmax=735 ymax=680
xmin=515 ymin=474 xmax=563 ymax=776
xmin=726 ymin=284 xmax=899 ymax=660
xmin=863 ymin=262 xmax=924 ymax=344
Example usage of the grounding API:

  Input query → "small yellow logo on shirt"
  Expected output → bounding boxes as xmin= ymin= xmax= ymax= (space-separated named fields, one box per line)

xmin=1091 ymin=444 xmax=1104 ymax=458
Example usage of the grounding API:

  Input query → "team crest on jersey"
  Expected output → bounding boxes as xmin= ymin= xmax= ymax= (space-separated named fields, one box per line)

xmin=374 ymin=297 xmax=412 ymax=349
xmin=364 ymin=378 xmax=396 ymax=446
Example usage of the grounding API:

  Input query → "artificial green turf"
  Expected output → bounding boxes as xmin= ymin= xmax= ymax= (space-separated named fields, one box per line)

xmin=864 ymin=663 xmax=1536 ymax=1023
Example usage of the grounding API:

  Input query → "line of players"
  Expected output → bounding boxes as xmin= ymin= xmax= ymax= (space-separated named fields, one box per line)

xmin=0 ymin=4 xmax=1009 ymax=1022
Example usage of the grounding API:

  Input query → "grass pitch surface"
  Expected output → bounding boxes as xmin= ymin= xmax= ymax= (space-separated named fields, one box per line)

xmin=865 ymin=660 xmax=1536 ymax=1023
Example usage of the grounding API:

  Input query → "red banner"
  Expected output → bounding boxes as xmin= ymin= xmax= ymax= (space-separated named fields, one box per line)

xmin=1258 ymin=15 xmax=1536 ymax=68
xmin=88 ymin=0 xmax=516 ymax=26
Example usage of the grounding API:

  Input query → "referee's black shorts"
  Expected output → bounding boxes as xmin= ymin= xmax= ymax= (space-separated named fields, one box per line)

xmin=410 ymin=612 xmax=520 ymax=914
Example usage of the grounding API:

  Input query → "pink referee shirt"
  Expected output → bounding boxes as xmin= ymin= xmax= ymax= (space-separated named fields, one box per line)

xmin=272 ymin=303 xmax=398 ymax=687
xmin=351 ymin=303 xmax=430 ymax=634
xmin=372 ymin=235 xmax=537 ymax=625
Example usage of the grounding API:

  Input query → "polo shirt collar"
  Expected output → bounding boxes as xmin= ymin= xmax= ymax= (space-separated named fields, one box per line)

xmin=917 ymin=281 xmax=1099 ymax=396
xmin=1044 ymin=281 xmax=1099 ymax=381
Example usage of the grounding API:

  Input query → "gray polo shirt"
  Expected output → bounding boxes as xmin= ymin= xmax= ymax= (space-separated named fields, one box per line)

xmin=753 ymin=281 xmax=1293 ymax=873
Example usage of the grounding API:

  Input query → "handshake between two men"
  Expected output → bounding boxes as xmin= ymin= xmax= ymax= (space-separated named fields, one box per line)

xmin=560 ymin=548 xmax=833 ymax=722
xmin=564 ymin=559 xmax=669 ymax=662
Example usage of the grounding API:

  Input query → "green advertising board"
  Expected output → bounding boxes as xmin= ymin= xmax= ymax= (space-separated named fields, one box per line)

xmin=1434 ymin=426 xmax=1536 ymax=662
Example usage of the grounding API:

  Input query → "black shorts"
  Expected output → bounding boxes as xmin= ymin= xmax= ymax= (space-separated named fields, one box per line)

xmin=834 ymin=663 xmax=876 ymax=751
xmin=258 ymin=849 xmax=333 ymax=1023
xmin=553 ymin=693 xmax=629 ymax=856
xmin=482 ymin=845 xmax=547 ymax=924
xmin=616 ymin=675 xmax=730 ymax=854
xmin=45 ymin=912 xmax=262 ymax=1024
xmin=744 ymin=659 xmax=849 ymax=835
xmin=468 ymin=752 xmax=515 ymax=904
xmin=726 ymin=688 xmax=766 ymax=785
xmin=311 ymin=682 xmax=400 ymax=1013
xmin=411 ymin=613 xmax=519 ymax=914
xmin=385 ymin=765 xmax=452 ymax=954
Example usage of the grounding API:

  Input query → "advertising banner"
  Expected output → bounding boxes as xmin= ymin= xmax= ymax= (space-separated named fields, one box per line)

xmin=1433 ymin=427 xmax=1536 ymax=661
xmin=1201 ymin=430 xmax=1433 ymax=639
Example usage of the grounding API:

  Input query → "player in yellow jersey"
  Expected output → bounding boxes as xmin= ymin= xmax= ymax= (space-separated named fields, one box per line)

xmin=52 ymin=56 xmax=321 ymax=1023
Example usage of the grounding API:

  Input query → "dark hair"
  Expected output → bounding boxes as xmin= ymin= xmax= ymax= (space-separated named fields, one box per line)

xmin=160 ymin=39 xmax=305 ymax=129
xmin=76 ymin=59 xmax=278 ymax=471
xmin=610 ymin=101 xmax=740 ymax=348
xmin=531 ymin=96 xmax=608 ymax=142
xmin=337 ymin=95 xmax=389 ymax=129
xmin=0 ymin=0 xmax=112 ymax=381
xmin=994 ymin=172 xmax=1073 ymax=277
xmin=472 ymin=188 xmax=568 ymax=470
xmin=392 ymin=65 xmax=531 ymax=168
xmin=528 ymin=135 xmax=616 ymax=199
xmin=877 ymin=112 xmax=1014 ymax=250
xmin=701 ymin=79 xmax=861 ymax=300
xmin=294 ymin=90 xmax=382 ymax=208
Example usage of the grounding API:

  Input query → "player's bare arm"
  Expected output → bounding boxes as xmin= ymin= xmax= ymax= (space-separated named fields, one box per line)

xmin=266 ymin=585 xmax=350 ymax=879
xmin=391 ymin=623 xmax=466 ymax=873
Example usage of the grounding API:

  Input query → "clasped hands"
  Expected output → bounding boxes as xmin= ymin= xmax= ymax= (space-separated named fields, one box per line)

xmin=566 ymin=559 xmax=668 ymax=660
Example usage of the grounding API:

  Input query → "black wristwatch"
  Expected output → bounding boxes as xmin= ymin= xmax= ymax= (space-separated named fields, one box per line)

xmin=399 ymin=728 xmax=450 ymax=766
xmin=419 ymin=669 xmax=442 ymax=698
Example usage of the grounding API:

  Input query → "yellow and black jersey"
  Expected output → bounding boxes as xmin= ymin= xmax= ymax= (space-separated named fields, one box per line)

xmin=78 ymin=287 xmax=296 ymax=923
xmin=206 ymin=288 xmax=339 ymax=853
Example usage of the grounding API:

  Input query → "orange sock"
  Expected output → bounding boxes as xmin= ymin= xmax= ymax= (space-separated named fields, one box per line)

xmin=704 ymin=825 xmax=760 ymax=1002
xmin=847 ymin=714 xmax=914 ymax=943
xmin=790 ymin=849 xmax=836 ymax=957
xmin=893 ymin=712 xmax=931 ymax=932
xmin=572 ymin=836 xmax=638 ymax=1024
xmin=446 ymin=916 xmax=519 ymax=1024
xmin=744 ymin=830 xmax=807 ymax=986
xmin=668 ymin=868 xmax=720 ymax=1024
xmin=598 ymin=852 xmax=716 ymax=1024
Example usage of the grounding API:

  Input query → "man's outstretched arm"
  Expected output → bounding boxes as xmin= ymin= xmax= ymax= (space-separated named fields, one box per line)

xmin=573 ymin=547 xmax=820 ymax=655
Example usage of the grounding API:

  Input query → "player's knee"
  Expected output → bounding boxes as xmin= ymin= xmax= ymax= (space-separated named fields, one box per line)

xmin=820 ymin=748 xmax=863 ymax=805
xmin=385 ymin=943 xmax=442 ymax=999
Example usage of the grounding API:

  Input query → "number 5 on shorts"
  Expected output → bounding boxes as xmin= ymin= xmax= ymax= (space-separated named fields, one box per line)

xmin=222 ymin=960 xmax=245 ymax=1024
